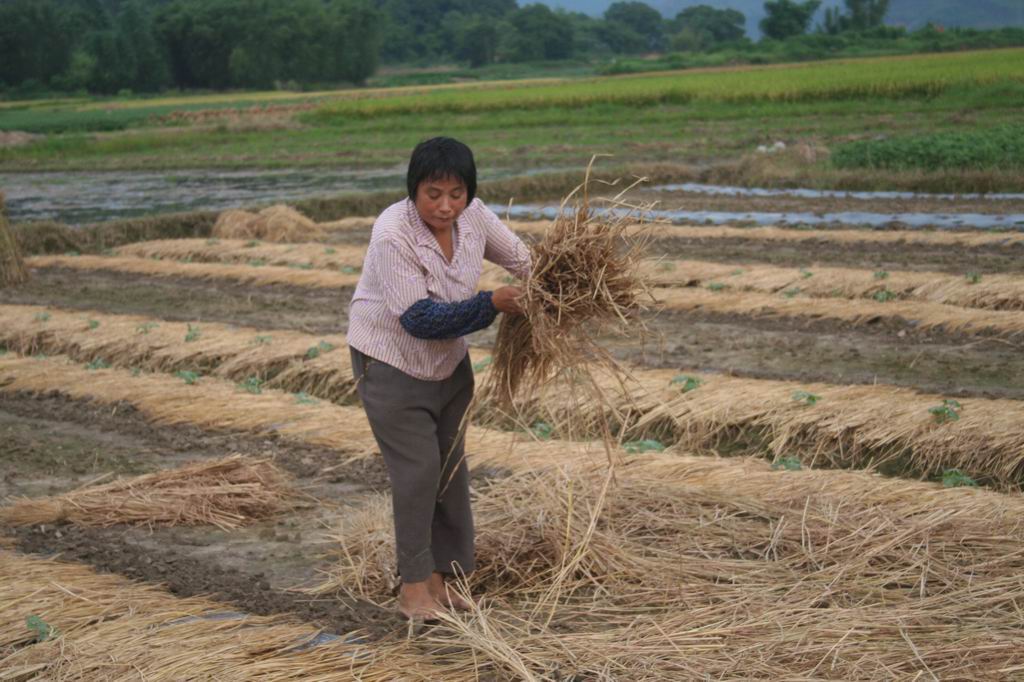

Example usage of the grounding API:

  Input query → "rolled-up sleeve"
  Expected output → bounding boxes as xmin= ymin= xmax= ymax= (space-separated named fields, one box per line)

xmin=369 ymin=238 xmax=430 ymax=318
xmin=481 ymin=204 xmax=532 ymax=281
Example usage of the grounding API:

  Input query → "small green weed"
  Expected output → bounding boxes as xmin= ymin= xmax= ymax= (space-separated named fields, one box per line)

xmin=929 ymin=399 xmax=962 ymax=424
xmin=185 ymin=324 xmax=201 ymax=343
xmin=87 ymin=319 xmax=100 ymax=330
xmin=771 ymin=456 xmax=802 ymax=471
xmin=472 ymin=356 xmax=493 ymax=372
xmin=873 ymin=270 xmax=889 ymax=280
xmin=706 ymin=282 xmax=727 ymax=292
xmin=34 ymin=312 xmax=51 ymax=322
xmin=782 ymin=288 xmax=801 ymax=298
xmin=238 ymin=377 xmax=263 ymax=394
xmin=670 ymin=374 xmax=702 ymax=392
xmin=295 ymin=391 xmax=319 ymax=405
xmin=340 ymin=265 xmax=359 ymax=274
xmin=305 ymin=340 xmax=337 ymax=359
xmin=530 ymin=421 xmax=554 ymax=440
xmin=176 ymin=370 xmax=200 ymax=385
xmin=136 ymin=322 xmax=159 ymax=335
xmin=26 ymin=615 xmax=59 ymax=642
xmin=623 ymin=439 xmax=666 ymax=453
xmin=245 ymin=240 xmax=260 ymax=248
xmin=873 ymin=289 xmax=896 ymax=303
xmin=799 ymin=268 xmax=813 ymax=279
xmin=324 ymin=247 xmax=337 ymax=255
xmin=253 ymin=335 xmax=272 ymax=345
xmin=792 ymin=390 xmax=820 ymax=406
xmin=942 ymin=468 xmax=978 ymax=488
xmin=730 ymin=269 xmax=745 ymax=277
xmin=86 ymin=358 xmax=110 ymax=371
xmin=966 ymin=272 xmax=982 ymax=285
xmin=248 ymin=258 xmax=266 ymax=267
xmin=288 ymin=262 xmax=314 ymax=270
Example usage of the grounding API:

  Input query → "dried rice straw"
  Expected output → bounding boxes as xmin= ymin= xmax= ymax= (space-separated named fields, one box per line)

xmin=484 ymin=163 xmax=654 ymax=447
xmin=0 ymin=455 xmax=299 ymax=530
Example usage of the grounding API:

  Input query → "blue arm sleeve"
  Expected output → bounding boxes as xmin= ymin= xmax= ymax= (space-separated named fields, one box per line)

xmin=399 ymin=291 xmax=499 ymax=340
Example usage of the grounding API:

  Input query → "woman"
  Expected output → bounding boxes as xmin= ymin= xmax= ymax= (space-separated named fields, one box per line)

xmin=347 ymin=137 xmax=530 ymax=621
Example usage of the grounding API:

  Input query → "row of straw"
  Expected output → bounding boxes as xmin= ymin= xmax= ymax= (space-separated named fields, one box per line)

xmin=1 ymin=303 xmax=1023 ymax=486
xmin=0 ymin=303 xmax=349 ymax=383
xmin=646 ymin=259 xmax=1024 ymax=310
xmin=103 ymin=237 xmax=1024 ymax=311
xmin=0 ymin=455 xmax=297 ymax=530
xmin=117 ymin=238 xmax=366 ymax=270
xmin=26 ymin=254 xmax=361 ymax=289
xmin=321 ymin=213 xmax=1024 ymax=249
xmin=26 ymin=252 xmax=1024 ymax=338
xmin=0 ymin=353 xmax=595 ymax=473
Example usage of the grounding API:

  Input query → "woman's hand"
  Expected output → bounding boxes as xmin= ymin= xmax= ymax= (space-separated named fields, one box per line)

xmin=492 ymin=286 xmax=525 ymax=315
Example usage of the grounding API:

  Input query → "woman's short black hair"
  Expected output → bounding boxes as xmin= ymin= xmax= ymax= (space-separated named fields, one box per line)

xmin=407 ymin=137 xmax=477 ymax=204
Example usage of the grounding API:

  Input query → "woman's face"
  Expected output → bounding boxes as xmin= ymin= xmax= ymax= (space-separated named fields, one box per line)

xmin=414 ymin=175 xmax=467 ymax=232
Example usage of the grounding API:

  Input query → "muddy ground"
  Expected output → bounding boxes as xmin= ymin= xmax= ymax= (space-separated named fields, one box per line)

xmin=1 ymin=392 xmax=442 ymax=639
xmin=3 ymin=208 xmax=1022 ymax=643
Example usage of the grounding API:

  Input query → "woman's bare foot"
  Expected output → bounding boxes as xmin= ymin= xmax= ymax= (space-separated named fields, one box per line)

xmin=428 ymin=572 xmax=475 ymax=612
xmin=398 ymin=580 xmax=442 ymax=621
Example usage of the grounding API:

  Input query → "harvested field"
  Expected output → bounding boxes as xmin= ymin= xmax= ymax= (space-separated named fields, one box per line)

xmin=310 ymin=457 xmax=1024 ymax=679
xmin=0 ymin=550 xmax=439 ymax=679
xmin=109 ymin=236 xmax=1024 ymax=312
xmin=0 ymin=352 xmax=614 ymax=473
xmin=2 ymin=339 xmax=1023 ymax=488
xmin=5 ymin=50 xmax=1024 ymax=679
xmin=21 ymin=254 xmax=1024 ymax=341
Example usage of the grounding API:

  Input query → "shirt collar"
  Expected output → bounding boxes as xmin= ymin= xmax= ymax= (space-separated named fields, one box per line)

xmin=406 ymin=198 xmax=438 ymax=250
xmin=406 ymin=198 xmax=459 ymax=256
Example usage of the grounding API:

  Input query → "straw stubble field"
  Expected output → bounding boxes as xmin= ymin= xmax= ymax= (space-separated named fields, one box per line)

xmin=2 ymin=200 xmax=1024 ymax=679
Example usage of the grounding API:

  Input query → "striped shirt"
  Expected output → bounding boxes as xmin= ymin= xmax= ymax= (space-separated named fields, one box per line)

xmin=348 ymin=198 xmax=531 ymax=381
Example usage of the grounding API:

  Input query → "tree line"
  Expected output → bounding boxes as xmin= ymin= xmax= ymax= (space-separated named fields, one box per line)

xmin=0 ymin=0 xmax=1005 ymax=95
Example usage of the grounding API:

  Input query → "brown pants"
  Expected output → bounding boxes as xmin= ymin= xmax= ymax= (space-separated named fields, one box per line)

xmin=351 ymin=347 xmax=475 ymax=583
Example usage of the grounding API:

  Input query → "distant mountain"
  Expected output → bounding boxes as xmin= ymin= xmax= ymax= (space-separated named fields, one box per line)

xmin=539 ymin=0 xmax=1024 ymax=37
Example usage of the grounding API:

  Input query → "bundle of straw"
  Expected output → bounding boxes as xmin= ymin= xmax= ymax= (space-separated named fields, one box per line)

xmin=211 ymin=205 xmax=324 ymax=243
xmin=0 ymin=455 xmax=298 ymax=530
xmin=486 ymin=170 xmax=653 ymax=438
xmin=0 ymin=190 xmax=29 ymax=288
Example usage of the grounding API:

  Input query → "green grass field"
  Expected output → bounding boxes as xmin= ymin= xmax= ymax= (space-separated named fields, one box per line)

xmin=2 ymin=49 xmax=1022 ymax=191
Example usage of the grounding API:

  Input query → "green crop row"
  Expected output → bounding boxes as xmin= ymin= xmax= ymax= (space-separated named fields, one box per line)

xmin=832 ymin=125 xmax=1024 ymax=171
xmin=306 ymin=48 xmax=1024 ymax=122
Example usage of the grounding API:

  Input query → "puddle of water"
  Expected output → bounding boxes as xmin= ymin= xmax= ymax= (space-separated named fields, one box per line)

xmin=493 ymin=203 xmax=1024 ymax=231
xmin=1 ymin=168 xmax=406 ymax=225
xmin=1 ymin=167 xmax=560 ymax=226
xmin=650 ymin=182 xmax=1024 ymax=202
